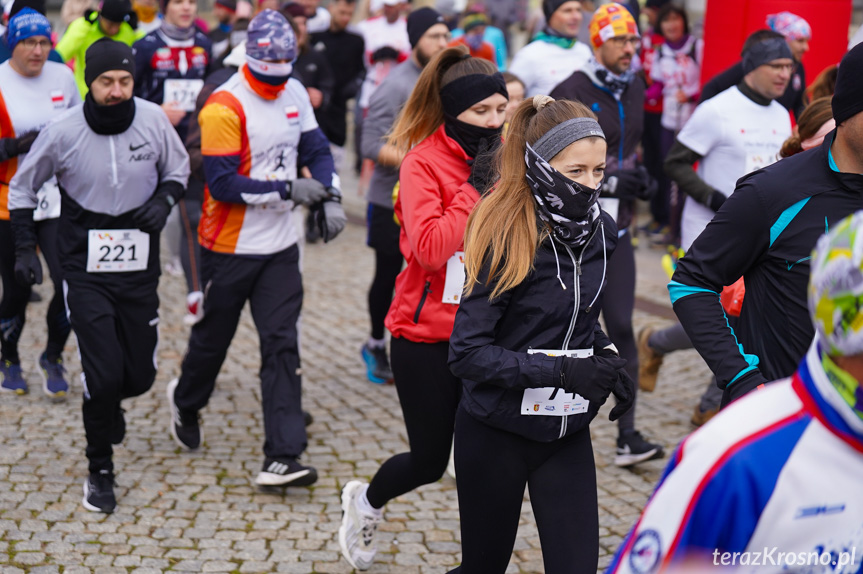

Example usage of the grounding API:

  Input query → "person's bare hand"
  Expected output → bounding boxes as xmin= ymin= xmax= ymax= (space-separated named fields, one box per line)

xmin=307 ymin=87 xmax=323 ymax=109
xmin=675 ymin=90 xmax=689 ymax=104
xmin=161 ymin=102 xmax=185 ymax=126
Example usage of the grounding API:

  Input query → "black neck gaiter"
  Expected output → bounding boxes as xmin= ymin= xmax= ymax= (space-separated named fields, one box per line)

xmin=443 ymin=113 xmax=502 ymax=159
xmin=83 ymin=93 xmax=136 ymax=135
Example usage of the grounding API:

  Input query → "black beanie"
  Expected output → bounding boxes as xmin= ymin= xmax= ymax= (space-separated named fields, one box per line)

xmin=100 ymin=0 xmax=132 ymax=23
xmin=833 ymin=43 xmax=863 ymax=126
xmin=542 ymin=0 xmax=568 ymax=21
xmin=407 ymin=7 xmax=444 ymax=48
xmin=85 ymin=37 xmax=136 ymax=88
xmin=9 ymin=0 xmax=46 ymax=17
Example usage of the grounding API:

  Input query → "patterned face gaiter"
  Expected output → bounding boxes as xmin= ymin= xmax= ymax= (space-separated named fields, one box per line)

xmin=525 ymin=142 xmax=601 ymax=247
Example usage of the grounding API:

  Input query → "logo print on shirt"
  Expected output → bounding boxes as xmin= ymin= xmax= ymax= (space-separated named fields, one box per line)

xmin=130 ymin=142 xmax=150 ymax=151
xmin=274 ymin=150 xmax=287 ymax=171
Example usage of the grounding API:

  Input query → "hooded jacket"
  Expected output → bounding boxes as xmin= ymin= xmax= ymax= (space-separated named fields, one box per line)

xmin=449 ymin=211 xmax=618 ymax=442
xmin=671 ymin=132 xmax=863 ymax=389
xmin=384 ymin=125 xmax=480 ymax=343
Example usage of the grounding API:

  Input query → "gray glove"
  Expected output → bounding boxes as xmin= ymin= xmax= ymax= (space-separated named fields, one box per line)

xmin=285 ymin=178 xmax=329 ymax=206
xmin=316 ymin=200 xmax=346 ymax=242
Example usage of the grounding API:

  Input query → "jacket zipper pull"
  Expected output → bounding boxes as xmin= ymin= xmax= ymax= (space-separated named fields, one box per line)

xmin=576 ymin=260 xmax=582 ymax=276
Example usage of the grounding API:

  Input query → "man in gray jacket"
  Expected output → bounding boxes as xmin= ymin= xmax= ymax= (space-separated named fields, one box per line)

xmin=360 ymin=7 xmax=448 ymax=384
xmin=9 ymin=38 xmax=190 ymax=514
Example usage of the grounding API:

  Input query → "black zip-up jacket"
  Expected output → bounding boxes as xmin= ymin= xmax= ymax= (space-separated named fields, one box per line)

xmin=449 ymin=211 xmax=618 ymax=442
xmin=671 ymin=132 xmax=863 ymax=389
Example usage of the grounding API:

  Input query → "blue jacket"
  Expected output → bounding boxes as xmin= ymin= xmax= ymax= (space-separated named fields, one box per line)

xmin=449 ymin=211 xmax=618 ymax=442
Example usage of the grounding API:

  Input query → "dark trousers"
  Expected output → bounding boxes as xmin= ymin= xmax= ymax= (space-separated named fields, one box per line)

xmin=366 ymin=204 xmax=403 ymax=340
xmin=365 ymin=338 xmax=461 ymax=508
xmin=65 ymin=274 xmax=159 ymax=472
xmin=0 ymin=218 xmax=71 ymax=363
xmin=178 ymin=198 xmax=202 ymax=293
xmin=643 ymin=111 xmax=671 ymax=227
xmin=448 ymin=407 xmax=598 ymax=574
xmin=601 ymin=232 xmax=638 ymax=434
xmin=174 ymin=245 xmax=306 ymax=459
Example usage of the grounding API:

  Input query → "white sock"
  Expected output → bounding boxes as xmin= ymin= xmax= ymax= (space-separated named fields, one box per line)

xmin=366 ymin=337 xmax=385 ymax=350
xmin=358 ymin=485 xmax=383 ymax=516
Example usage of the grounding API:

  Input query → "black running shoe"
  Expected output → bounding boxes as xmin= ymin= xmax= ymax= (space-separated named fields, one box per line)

xmin=167 ymin=378 xmax=202 ymax=450
xmin=615 ymin=430 xmax=665 ymax=467
xmin=111 ymin=406 xmax=126 ymax=445
xmin=255 ymin=457 xmax=318 ymax=487
xmin=82 ymin=470 xmax=116 ymax=513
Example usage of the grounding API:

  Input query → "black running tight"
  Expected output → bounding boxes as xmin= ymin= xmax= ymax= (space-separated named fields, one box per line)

xmin=365 ymin=337 xmax=460 ymax=508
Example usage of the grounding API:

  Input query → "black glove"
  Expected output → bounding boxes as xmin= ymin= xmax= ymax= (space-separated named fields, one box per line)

xmin=558 ymin=354 xmax=627 ymax=411
xmin=1 ymin=132 xmax=39 ymax=159
xmin=313 ymin=199 xmax=347 ymax=242
xmin=9 ymin=209 xmax=42 ymax=286
xmin=15 ymin=249 xmax=42 ymax=286
xmin=467 ymin=136 xmax=501 ymax=195
xmin=720 ymin=369 xmax=769 ymax=408
xmin=609 ymin=370 xmax=635 ymax=421
xmin=708 ymin=190 xmax=726 ymax=212
xmin=133 ymin=193 xmax=174 ymax=233
xmin=604 ymin=167 xmax=655 ymax=200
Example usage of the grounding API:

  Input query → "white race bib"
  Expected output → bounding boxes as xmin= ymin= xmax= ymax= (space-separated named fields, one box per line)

xmin=521 ymin=387 xmax=589 ymax=417
xmin=33 ymin=179 xmax=61 ymax=221
xmin=600 ymin=197 xmax=619 ymax=222
xmin=86 ymin=229 xmax=150 ymax=273
xmin=442 ymin=251 xmax=465 ymax=305
xmin=163 ymin=78 xmax=204 ymax=112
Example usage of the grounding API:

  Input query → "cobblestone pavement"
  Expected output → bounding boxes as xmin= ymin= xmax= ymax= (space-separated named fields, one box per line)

xmin=0 ymin=187 xmax=713 ymax=573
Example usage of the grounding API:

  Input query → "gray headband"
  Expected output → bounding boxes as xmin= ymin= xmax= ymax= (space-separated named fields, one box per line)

xmin=742 ymin=37 xmax=793 ymax=74
xmin=532 ymin=117 xmax=606 ymax=161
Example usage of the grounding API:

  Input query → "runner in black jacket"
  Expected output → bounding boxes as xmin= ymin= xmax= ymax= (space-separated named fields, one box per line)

xmin=671 ymin=43 xmax=863 ymax=406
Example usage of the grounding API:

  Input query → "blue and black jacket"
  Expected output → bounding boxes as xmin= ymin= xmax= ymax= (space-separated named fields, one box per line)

xmin=670 ymin=132 xmax=863 ymax=389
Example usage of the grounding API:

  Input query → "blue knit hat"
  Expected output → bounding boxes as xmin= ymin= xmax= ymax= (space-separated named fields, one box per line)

xmin=246 ymin=9 xmax=297 ymax=61
xmin=6 ymin=7 xmax=51 ymax=52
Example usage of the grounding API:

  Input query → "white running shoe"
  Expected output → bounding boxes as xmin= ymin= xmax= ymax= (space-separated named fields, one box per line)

xmin=338 ymin=481 xmax=382 ymax=571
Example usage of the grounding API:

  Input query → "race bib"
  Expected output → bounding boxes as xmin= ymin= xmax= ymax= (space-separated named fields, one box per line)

xmin=86 ymin=229 xmax=150 ymax=273
xmin=33 ymin=179 xmax=61 ymax=221
xmin=600 ymin=197 xmax=620 ymax=222
xmin=442 ymin=251 xmax=465 ymax=305
xmin=521 ymin=387 xmax=589 ymax=416
xmin=163 ymin=78 xmax=204 ymax=112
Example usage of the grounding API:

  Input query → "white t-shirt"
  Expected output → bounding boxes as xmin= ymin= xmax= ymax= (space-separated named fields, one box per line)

xmin=650 ymin=35 xmax=703 ymax=131
xmin=356 ymin=15 xmax=410 ymax=109
xmin=0 ymin=60 xmax=80 ymax=220
xmin=509 ymin=39 xmax=592 ymax=97
xmin=677 ymin=85 xmax=790 ymax=250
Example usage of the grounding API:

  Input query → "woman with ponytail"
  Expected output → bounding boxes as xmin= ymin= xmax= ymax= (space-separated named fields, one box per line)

xmin=338 ymin=45 xmax=509 ymax=572
xmin=779 ymin=96 xmax=834 ymax=158
xmin=447 ymin=96 xmax=633 ymax=573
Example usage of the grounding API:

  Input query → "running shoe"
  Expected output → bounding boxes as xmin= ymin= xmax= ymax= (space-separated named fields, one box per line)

xmin=615 ymin=431 xmax=665 ymax=467
xmin=38 ymin=353 xmax=68 ymax=399
xmin=183 ymin=291 xmax=205 ymax=325
xmin=255 ymin=457 xmax=318 ymax=487
xmin=82 ymin=470 xmax=116 ymax=514
xmin=338 ymin=480 xmax=382 ymax=571
xmin=361 ymin=343 xmax=393 ymax=384
xmin=636 ymin=327 xmax=663 ymax=392
xmin=167 ymin=378 xmax=202 ymax=450
xmin=0 ymin=360 xmax=27 ymax=395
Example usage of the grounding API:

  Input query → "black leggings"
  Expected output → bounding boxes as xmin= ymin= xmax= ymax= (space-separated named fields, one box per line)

xmin=365 ymin=337 xmax=461 ymax=508
xmin=601 ymin=231 xmax=638 ymax=435
xmin=368 ymin=248 xmax=403 ymax=340
xmin=0 ymin=218 xmax=70 ymax=363
xmin=448 ymin=407 xmax=598 ymax=574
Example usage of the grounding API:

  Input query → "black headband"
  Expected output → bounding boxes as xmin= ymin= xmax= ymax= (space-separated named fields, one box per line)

xmin=742 ymin=37 xmax=793 ymax=74
xmin=440 ymin=72 xmax=509 ymax=118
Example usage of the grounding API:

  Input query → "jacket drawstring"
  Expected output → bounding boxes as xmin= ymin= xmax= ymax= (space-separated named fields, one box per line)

xmin=550 ymin=238 xmax=567 ymax=290
xmin=585 ymin=221 xmax=606 ymax=314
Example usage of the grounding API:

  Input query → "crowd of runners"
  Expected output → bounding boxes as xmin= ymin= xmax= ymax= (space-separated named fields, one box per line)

xmin=1 ymin=0 xmax=863 ymax=571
